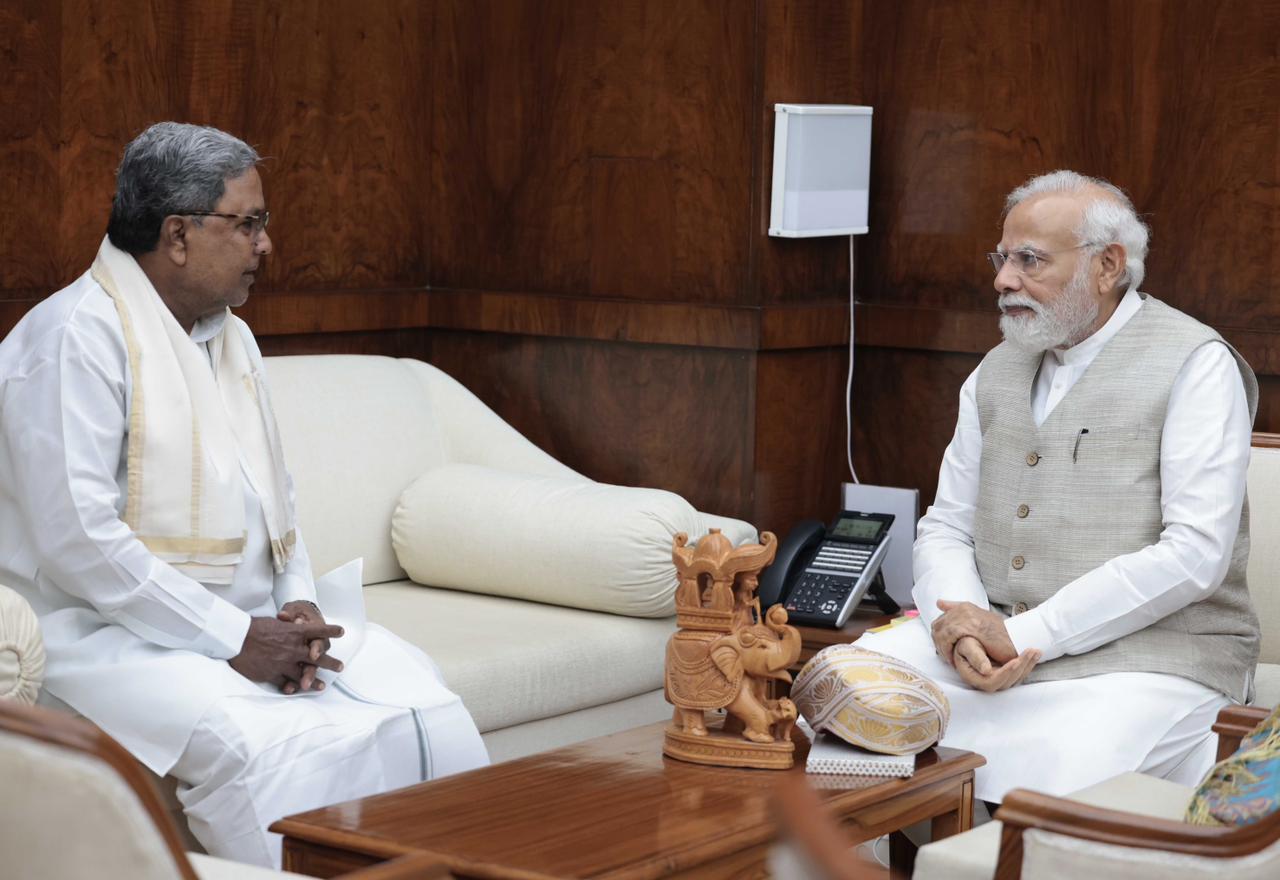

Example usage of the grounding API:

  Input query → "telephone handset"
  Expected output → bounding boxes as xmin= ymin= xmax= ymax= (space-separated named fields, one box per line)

xmin=757 ymin=510 xmax=899 ymax=628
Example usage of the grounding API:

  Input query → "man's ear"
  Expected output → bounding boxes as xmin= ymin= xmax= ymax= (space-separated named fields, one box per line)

xmin=1096 ymin=242 xmax=1127 ymax=297
xmin=158 ymin=216 xmax=189 ymax=267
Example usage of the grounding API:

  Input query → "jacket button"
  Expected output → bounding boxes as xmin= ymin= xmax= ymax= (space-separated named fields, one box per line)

xmin=1016 ymin=504 xmax=1030 ymax=518
xmin=1013 ymin=602 xmax=1029 ymax=614
xmin=1012 ymin=555 xmax=1025 ymax=570
xmin=1026 ymin=452 xmax=1040 ymax=466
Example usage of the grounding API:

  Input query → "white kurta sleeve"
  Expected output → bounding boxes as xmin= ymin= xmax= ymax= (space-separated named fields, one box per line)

xmin=1005 ymin=342 xmax=1252 ymax=660
xmin=912 ymin=367 xmax=992 ymax=631
xmin=2 ymin=319 xmax=250 ymax=659
xmin=271 ymin=525 xmax=318 ymax=608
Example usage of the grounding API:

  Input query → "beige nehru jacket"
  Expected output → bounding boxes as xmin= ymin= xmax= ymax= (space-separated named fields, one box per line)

xmin=973 ymin=295 xmax=1260 ymax=700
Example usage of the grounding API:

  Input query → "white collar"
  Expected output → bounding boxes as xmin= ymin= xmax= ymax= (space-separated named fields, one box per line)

xmin=1050 ymin=289 xmax=1143 ymax=366
xmin=190 ymin=308 xmax=229 ymax=344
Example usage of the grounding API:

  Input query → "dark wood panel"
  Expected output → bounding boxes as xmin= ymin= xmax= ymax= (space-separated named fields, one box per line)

xmin=246 ymin=0 xmax=431 ymax=293
xmin=430 ymin=0 xmax=754 ymax=303
xmin=422 ymin=330 xmax=756 ymax=521
xmin=754 ymin=0 xmax=863 ymax=306
xmin=0 ymin=1 xmax=60 ymax=293
xmin=256 ymin=329 xmax=429 ymax=360
xmin=851 ymin=347 xmax=983 ymax=511
xmin=856 ymin=0 xmax=1280 ymax=329
xmin=753 ymin=346 xmax=850 ymax=536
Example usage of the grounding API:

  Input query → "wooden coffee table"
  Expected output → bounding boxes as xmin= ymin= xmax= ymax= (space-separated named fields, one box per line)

xmin=272 ymin=722 xmax=983 ymax=879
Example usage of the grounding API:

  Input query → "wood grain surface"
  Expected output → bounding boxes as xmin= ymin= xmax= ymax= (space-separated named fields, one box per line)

xmin=4 ymin=0 xmax=1278 ymax=532
xmin=272 ymin=722 xmax=983 ymax=879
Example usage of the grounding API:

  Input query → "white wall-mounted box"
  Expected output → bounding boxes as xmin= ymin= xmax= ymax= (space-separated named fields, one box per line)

xmin=769 ymin=104 xmax=873 ymax=238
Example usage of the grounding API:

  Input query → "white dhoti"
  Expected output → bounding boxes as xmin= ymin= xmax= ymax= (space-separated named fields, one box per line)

xmin=171 ymin=637 xmax=487 ymax=866
xmin=855 ymin=618 xmax=1228 ymax=803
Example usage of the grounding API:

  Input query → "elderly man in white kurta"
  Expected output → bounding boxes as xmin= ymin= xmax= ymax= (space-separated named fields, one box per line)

xmin=856 ymin=170 xmax=1259 ymax=804
xmin=0 ymin=122 xmax=487 ymax=867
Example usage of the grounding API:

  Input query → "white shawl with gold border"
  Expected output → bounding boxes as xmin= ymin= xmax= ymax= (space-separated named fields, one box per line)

xmin=89 ymin=237 xmax=294 ymax=583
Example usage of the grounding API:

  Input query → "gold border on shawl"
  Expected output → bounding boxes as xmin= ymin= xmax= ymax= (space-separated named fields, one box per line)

xmin=141 ymin=535 xmax=246 ymax=554
xmin=91 ymin=260 xmax=146 ymax=531
xmin=190 ymin=414 xmax=202 ymax=536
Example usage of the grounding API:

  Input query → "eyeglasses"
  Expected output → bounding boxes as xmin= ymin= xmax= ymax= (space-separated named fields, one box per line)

xmin=183 ymin=211 xmax=271 ymax=236
xmin=987 ymin=243 xmax=1095 ymax=278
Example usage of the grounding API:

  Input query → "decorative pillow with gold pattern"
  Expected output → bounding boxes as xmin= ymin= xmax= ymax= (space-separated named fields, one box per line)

xmin=791 ymin=644 xmax=949 ymax=756
xmin=1185 ymin=703 xmax=1280 ymax=826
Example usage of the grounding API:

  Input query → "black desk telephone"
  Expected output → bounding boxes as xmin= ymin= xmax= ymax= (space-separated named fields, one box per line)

xmin=757 ymin=510 xmax=899 ymax=628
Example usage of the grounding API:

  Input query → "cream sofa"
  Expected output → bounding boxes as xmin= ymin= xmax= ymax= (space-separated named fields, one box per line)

xmin=0 ymin=353 xmax=756 ymax=855
xmin=262 ymin=354 xmax=754 ymax=761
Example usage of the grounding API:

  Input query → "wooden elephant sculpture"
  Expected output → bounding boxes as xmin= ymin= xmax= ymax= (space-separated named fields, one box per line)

xmin=664 ymin=606 xmax=801 ymax=744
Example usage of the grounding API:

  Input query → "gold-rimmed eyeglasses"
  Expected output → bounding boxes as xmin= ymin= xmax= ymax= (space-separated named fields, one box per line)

xmin=987 ymin=243 xmax=1096 ymax=278
xmin=184 ymin=210 xmax=271 ymax=236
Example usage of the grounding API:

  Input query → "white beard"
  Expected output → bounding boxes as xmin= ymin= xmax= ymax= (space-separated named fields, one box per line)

xmin=998 ymin=265 xmax=1100 ymax=353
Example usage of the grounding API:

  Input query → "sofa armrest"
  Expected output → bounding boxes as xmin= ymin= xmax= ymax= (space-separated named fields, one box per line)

xmin=401 ymin=359 xmax=585 ymax=481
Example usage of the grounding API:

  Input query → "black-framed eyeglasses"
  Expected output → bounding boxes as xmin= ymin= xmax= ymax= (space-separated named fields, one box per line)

xmin=987 ymin=243 xmax=1095 ymax=278
xmin=183 ymin=210 xmax=271 ymax=236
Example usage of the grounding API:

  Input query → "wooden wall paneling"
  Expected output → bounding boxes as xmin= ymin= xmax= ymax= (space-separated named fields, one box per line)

xmin=247 ymin=0 xmax=432 ymax=295
xmin=754 ymin=0 xmax=863 ymax=305
xmin=0 ymin=0 xmax=60 ymax=298
xmin=850 ymin=347 xmax=983 ymax=512
xmin=857 ymin=0 xmax=1109 ymax=312
xmin=1123 ymin=0 xmax=1280 ymax=332
xmin=752 ymin=346 xmax=849 ymax=536
xmin=56 ymin=0 xmax=184 ymax=285
xmin=421 ymin=330 xmax=756 ymax=521
xmin=257 ymin=329 xmax=430 ymax=360
xmin=430 ymin=0 xmax=754 ymax=304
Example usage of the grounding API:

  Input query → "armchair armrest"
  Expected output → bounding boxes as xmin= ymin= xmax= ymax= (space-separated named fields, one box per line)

xmin=1213 ymin=705 xmax=1271 ymax=760
xmin=994 ymin=787 xmax=1280 ymax=880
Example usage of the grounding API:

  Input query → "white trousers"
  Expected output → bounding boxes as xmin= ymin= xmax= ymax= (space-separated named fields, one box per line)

xmin=170 ymin=684 xmax=488 ymax=867
xmin=854 ymin=619 xmax=1228 ymax=803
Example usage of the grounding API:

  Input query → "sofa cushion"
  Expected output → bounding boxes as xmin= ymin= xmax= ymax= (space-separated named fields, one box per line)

xmin=393 ymin=464 xmax=705 ymax=617
xmin=265 ymin=356 xmax=450 ymax=586
xmin=363 ymin=580 xmax=675 ymax=732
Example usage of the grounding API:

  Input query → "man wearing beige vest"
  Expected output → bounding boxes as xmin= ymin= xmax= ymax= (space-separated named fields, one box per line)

xmin=856 ymin=170 xmax=1259 ymax=803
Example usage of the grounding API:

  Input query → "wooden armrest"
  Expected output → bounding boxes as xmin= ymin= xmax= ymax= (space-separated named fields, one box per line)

xmin=993 ymin=787 xmax=1280 ymax=880
xmin=339 ymin=853 xmax=455 ymax=879
xmin=1213 ymin=705 xmax=1271 ymax=760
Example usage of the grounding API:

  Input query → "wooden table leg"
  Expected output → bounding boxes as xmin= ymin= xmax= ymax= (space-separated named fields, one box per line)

xmin=889 ymin=830 xmax=916 ymax=880
xmin=931 ymin=779 xmax=974 ymax=840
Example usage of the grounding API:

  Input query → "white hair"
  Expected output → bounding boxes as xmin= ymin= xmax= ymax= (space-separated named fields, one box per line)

xmin=1005 ymin=170 xmax=1150 ymax=293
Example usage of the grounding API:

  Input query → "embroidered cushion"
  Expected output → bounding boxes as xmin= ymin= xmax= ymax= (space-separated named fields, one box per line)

xmin=1185 ymin=704 xmax=1280 ymax=826
xmin=791 ymin=644 xmax=949 ymax=755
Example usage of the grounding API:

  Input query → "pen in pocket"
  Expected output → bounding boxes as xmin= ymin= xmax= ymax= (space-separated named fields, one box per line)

xmin=1072 ymin=428 xmax=1090 ymax=463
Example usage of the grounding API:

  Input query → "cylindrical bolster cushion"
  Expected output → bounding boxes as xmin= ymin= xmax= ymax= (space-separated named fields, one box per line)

xmin=791 ymin=644 xmax=949 ymax=755
xmin=0 ymin=584 xmax=45 ymax=705
xmin=392 ymin=464 xmax=704 ymax=617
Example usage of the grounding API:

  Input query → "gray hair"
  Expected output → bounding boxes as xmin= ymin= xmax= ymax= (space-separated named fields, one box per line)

xmin=1005 ymin=170 xmax=1150 ymax=293
xmin=107 ymin=122 xmax=260 ymax=254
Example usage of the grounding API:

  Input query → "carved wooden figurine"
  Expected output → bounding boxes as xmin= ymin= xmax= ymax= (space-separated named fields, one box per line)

xmin=664 ymin=529 xmax=801 ymax=769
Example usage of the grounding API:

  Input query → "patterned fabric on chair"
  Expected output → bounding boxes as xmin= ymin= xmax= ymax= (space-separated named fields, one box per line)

xmin=1186 ymin=704 xmax=1280 ymax=826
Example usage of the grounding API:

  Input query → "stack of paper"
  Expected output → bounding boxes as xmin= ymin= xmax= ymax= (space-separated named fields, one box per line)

xmin=805 ymin=732 xmax=916 ymax=778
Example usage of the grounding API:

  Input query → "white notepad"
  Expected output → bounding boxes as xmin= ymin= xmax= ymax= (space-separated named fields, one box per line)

xmin=805 ymin=732 xmax=916 ymax=778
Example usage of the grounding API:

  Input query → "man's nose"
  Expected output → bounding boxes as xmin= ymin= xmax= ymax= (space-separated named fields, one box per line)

xmin=255 ymin=229 xmax=272 ymax=256
xmin=994 ymin=260 xmax=1021 ymax=294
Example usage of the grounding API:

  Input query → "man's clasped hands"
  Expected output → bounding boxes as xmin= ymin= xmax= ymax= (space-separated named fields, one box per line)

xmin=932 ymin=600 xmax=1042 ymax=692
xmin=228 ymin=601 xmax=345 ymax=695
